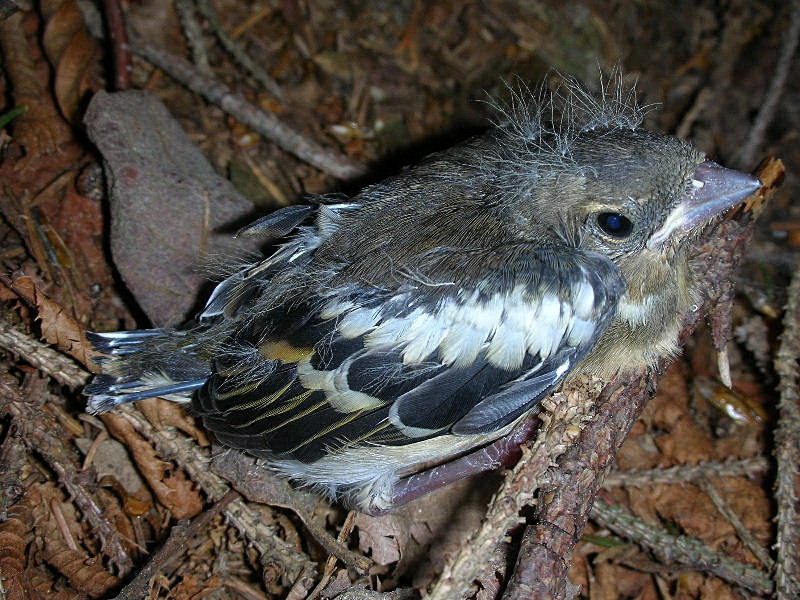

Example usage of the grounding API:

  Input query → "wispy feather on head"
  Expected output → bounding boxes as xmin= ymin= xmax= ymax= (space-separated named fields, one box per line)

xmin=489 ymin=67 xmax=650 ymax=148
xmin=479 ymin=67 xmax=654 ymax=198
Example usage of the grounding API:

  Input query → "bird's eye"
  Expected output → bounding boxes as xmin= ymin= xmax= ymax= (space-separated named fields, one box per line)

xmin=596 ymin=212 xmax=633 ymax=238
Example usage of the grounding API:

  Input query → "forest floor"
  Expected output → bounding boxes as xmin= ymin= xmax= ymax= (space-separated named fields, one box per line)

xmin=0 ymin=1 xmax=798 ymax=599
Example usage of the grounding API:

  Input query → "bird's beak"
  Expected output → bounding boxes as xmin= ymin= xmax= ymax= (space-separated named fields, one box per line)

xmin=647 ymin=160 xmax=761 ymax=249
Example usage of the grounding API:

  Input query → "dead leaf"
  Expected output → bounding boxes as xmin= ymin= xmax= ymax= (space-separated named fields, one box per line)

xmin=10 ymin=273 xmax=99 ymax=369
xmin=74 ymin=437 xmax=154 ymax=516
xmin=137 ymin=398 xmax=210 ymax=446
xmin=0 ymin=11 xmax=72 ymax=154
xmin=43 ymin=1 xmax=103 ymax=123
xmin=355 ymin=512 xmax=408 ymax=566
xmin=103 ymin=412 xmax=203 ymax=519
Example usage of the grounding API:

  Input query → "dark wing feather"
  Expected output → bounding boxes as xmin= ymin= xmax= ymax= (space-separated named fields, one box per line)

xmin=391 ymin=357 xmax=533 ymax=430
xmin=192 ymin=241 xmax=624 ymax=464
xmin=235 ymin=204 xmax=314 ymax=239
xmin=452 ymin=353 xmax=577 ymax=434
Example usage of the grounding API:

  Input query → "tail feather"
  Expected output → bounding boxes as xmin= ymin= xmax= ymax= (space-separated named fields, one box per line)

xmin=87 ymin=379 xmax=207 ymax=414
xmin=84 ymin=329 xmax=211 ymax=414
xmin=87 ymin=329 xmax=164 ymax=350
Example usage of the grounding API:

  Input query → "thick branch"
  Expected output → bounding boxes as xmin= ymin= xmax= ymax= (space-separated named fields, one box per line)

xmin=503 ymin=373 xmax=652 ymax=599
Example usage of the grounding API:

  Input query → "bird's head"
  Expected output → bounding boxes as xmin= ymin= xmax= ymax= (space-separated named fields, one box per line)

xmin=485 ymin=76 xmax=760 ymax=287
xmin=559 ymin=127 xmax=760 ymax=267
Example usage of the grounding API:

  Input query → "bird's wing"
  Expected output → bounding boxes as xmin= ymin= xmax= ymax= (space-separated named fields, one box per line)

xmin=192 ymin=224 xmax=625 ymax=464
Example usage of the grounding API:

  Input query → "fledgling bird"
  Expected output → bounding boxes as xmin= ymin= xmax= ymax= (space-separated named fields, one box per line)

xmin=85 ymin=75 xmax=760 ymax=514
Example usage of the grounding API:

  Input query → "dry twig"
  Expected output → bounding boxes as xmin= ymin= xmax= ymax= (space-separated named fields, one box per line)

xmin=0 ymin=320 xmax=89 ymax=388
xmin=698 ymin=479 xmax=773 ymax=569
xmin=102 ymin=0 xmax=132 ymax=90
xmin=737 ymin=0 xmax=800 ymax=168
xmin=113 ymin=405 xmax=317 ymax=583
xmin=590 ymin=499 xmax=773 ymax=595
xmin=773 ymin=264 xmax=800 ymax=599
xmin=307 ymin=510 xmax=358 ymax=599
xmin=174 ymin=0 xmax=210 ymax=73
xmin=111 ymin=491 xmax=238 ymax=600
xmin=128 ymin=31 xmax=365 ymax=180
xmin=195 ymin=0 xmax=284 ymax=98
xmin=501 ymin=373 xmax=652 ymax=600
xmin=601 ymin=457 xmax=769 ymax=489
xmin=0 ymin=375 xmax=135 ymax=575
xmin=426 ymin=376 xmax=607 ymax=599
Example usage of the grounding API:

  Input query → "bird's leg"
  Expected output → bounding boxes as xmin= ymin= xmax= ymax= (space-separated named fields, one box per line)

xmin=368 ymin=416 xmax=541 ymax=516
